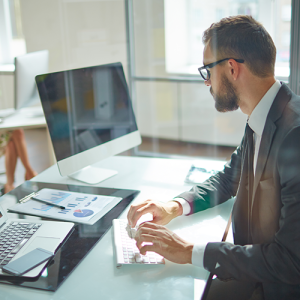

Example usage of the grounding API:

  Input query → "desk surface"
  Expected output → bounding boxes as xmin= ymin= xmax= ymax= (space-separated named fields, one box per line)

xmin=0 ymin=64 xmax=15 ymax=75
xmin=0 ymin=156 xmax=233 ymax=300
xmin=0 ymin=107 xmax=46 ymax=131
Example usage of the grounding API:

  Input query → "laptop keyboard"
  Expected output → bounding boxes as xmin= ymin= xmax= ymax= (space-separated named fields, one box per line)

xmin=0 ymin=222 xmax=41 ymax=267
xmin=113 ymin=219 xmax=164 ymax=268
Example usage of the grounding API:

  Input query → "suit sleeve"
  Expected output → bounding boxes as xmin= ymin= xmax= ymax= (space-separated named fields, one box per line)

xmin=203 ymin=126 xmax=300 ymax=284
xmin=176 ymin=138 xmax=244 ymax=214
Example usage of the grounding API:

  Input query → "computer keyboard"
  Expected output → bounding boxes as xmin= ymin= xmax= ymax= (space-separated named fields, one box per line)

xmin=113 ymin=219 xmax=165 ymax=268
xmin=0 ymin=222 xmax=41 ymax=267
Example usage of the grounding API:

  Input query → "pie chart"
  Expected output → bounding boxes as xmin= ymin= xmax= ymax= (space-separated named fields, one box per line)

xmin=73 ymin=209 xmax=94 ymax=218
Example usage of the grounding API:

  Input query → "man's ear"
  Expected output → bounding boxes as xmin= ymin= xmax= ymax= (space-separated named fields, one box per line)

xmin=227 ymin=59 xmax=240 ymax=81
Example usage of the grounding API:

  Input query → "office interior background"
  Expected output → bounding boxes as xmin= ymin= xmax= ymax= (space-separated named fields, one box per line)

xmin=0 ymin=0 xmax=299 ymax=189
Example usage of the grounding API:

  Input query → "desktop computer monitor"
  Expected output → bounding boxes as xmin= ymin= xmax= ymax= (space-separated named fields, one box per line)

xmin=35 ymin=62 xmax=142 ymax=184
xmin=0 ymin=50 xmax=49 ymax=120
xmin=15 ymin=50 xmax=49 ymax=110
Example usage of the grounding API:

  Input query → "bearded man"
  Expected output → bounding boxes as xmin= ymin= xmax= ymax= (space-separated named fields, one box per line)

xmin=128 ymin=15 xmax=300 ymax=300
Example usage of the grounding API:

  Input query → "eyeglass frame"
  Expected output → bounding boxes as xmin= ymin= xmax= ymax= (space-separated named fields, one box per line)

xmin=198 ymin=58 xmax=245 ymax=81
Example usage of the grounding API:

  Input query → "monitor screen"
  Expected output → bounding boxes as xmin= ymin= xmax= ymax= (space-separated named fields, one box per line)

xmin=36 ymin=62 xmax=141 ymax=184
xmin=15 ymin=50 xmax=49 ymax=110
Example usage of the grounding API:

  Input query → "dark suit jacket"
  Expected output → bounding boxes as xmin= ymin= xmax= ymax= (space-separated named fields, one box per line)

xmin=177 ymin=83 xmax=300 ymax=300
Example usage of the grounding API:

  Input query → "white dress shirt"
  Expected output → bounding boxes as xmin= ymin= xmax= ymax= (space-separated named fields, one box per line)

xmin=174 ymin=80 xmax=282 ymax=268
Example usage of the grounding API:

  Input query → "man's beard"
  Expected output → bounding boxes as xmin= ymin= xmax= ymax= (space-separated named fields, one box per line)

xmin=210 ymin=75 xmax=239 ymax=112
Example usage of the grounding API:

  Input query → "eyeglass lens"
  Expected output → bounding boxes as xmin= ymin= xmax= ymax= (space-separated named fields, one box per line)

xmin=201 ymin=68 xmax=209 ymax=80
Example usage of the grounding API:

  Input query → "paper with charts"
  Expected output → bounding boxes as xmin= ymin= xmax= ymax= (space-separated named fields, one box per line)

xmin=9 ymin=188 xmax=122 ymax=225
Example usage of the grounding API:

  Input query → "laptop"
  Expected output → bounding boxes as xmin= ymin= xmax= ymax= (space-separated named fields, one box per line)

xmin=0 ymin=205 xmax=74 ymax=278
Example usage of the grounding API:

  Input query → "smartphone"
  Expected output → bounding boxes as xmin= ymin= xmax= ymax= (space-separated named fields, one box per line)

xmin=2 ymin=248 xmax=54 ymax=276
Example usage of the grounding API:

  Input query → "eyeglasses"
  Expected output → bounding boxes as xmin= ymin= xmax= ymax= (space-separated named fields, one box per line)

xmin=198 ymin=58 xmax=245 ymax=81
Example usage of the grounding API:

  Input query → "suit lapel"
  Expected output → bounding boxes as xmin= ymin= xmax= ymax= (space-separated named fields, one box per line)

xmin=252 ymin=121 xmax=276 ymax=197
xmin=252 ymin=83 xmax=292 ymax=203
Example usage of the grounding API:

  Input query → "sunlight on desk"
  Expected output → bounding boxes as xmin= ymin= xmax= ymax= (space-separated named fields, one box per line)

xmin=194 ymin=278 xmax=207 ymax=300
xmin=141 ymin=158 xmax=226 ymax=186
xmin=142 ymin=159 xmax=191 ymax=185
xmin=173 ymin=216 xmax=228 ymax=245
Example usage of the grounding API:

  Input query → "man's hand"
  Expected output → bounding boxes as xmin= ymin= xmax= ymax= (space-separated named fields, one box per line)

xmin=127 ymin=199 xmax=183 ymax=228
xmin=135 ymin=222 xmax=193 ymax=264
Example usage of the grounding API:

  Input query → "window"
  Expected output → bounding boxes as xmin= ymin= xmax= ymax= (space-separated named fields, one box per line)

xmin=127 ymin=0 xmax=294 ymax=159
xmin=0 ymin=0 xmax=26 ymax=64
xmin=164 ymin=0 xmax=291 ymax=80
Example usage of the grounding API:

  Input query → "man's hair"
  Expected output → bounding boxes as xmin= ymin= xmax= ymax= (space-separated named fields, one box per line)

xmin=202 ymin=15 xmax=276 ymax=78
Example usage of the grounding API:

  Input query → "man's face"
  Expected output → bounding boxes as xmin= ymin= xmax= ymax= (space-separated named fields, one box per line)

xmin=210 ymin=74 xmax=239 ymax=112
xmin=203 ymin=44 xmax=240 ymax=112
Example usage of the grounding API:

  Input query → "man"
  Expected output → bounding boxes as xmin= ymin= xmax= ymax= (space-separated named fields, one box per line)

xmin=127 ymin=15 xmax=300 ymax=300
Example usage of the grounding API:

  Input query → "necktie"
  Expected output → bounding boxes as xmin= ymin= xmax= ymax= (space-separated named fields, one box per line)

xmin=246 ymin=123 xmax=254 ymax=241
xmin=246 ymin=123 xmax=254 ymax=183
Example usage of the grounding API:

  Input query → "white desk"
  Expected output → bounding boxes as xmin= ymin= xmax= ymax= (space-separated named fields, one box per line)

xmin=0 ymin=106 xmax=55 ymax=165
xmin=0 ymin=156 xmax=233 ymax=300
xmin=0 ymin=64 xmax=14 ymax=76
xmin=0 ymin=107 xmax=46 ymax=131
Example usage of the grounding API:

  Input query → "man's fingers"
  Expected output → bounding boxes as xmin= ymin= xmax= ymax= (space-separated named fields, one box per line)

xmin=135 ymin=233 xmax=164 ymax=256
xmin=138 ymin=222 xmax=161 ymax=230
xmin=135 ymin=233 xmax=154 ymax=248
xmin=128 ymin=205 xmax=153 ymax=227
xmin=135 ymin=227 xmax=164 ymax=248
xmin=137 ymin=236 xmax=167 ymax=256
xmin=128 ymin=199 xmax=159 ymax=227
xmin=127 ymin=200 xmax=151 ymax=227
xmin=128 ymin=199 xmax=174 ymax=228
xmin=139 ymin=244 xmax=157 ymax=255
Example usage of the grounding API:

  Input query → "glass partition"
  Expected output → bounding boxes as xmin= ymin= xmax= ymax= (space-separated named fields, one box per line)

xmin=127 ymin=0 xmax=291 ymax=160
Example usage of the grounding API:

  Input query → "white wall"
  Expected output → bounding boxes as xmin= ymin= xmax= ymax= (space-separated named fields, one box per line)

xmin=20 ymin=0 xmax=127 ymax=73
xmin=0 ymin=0 xmax=128 ymax=109
xmin=0 ymin=74 xmax=14 ymax=109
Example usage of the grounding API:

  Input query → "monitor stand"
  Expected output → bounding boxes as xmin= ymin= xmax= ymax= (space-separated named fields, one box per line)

xmin=68 ymin=166 xmax=118 ymax=185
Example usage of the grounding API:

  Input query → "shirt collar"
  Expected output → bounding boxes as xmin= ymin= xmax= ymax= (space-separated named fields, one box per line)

xmin=248 ymin=80 xmax=281 ymax=136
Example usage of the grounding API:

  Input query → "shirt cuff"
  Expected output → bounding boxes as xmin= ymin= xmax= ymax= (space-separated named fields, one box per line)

xmin=172 ymin=198 xmax=191 ymax=215
xmin=192 ymin=243 xmax=207 ymax=268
